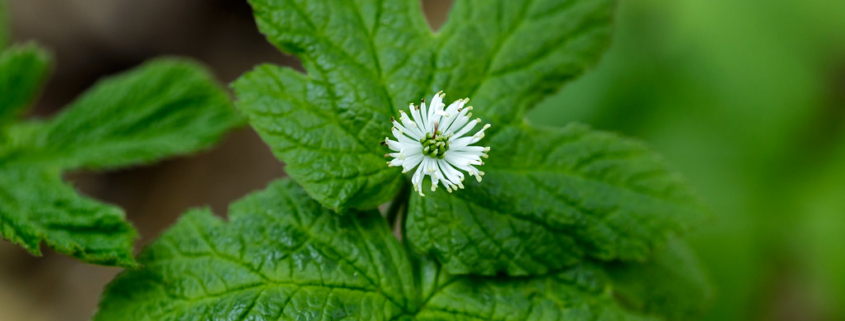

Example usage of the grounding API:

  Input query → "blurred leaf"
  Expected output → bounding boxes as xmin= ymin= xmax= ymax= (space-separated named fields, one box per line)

xmin=237 ymin=0 xmax=616 ymax=211
xmin=15 ymin=59 xmax=243 ymax=170
xmin=0 ymin=165 xmax=136 ymax=266
xmin=407 ymin=123 xmax=708 ymax=276
xmin=0 ymin=59 xmax=242 ymax=267
xmin=606 ymin=239 xmax=713 ymax=320
xmin=798 ymin=136 xmax=845 ymax=319
xmin=0 ymin=44 xmax=51 ymax=127
xmin=528 ymin=0 xmax=845 ymax=319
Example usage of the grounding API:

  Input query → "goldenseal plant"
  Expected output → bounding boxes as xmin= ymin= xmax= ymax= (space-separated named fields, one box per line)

xmin=384 ymin=92 xmax=490 ymax=195
xmin=95 ymin=1 xmax=715 ymax=320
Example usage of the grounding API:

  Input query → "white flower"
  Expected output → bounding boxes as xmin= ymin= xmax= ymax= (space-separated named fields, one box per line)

xmin=383 ymin=91 xmax=491 ymax=196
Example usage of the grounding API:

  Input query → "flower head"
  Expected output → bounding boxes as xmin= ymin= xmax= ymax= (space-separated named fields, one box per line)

xmin=383 ymin=91 xmax=491 ymax=196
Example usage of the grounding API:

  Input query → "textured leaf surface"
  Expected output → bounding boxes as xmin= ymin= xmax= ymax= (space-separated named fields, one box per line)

xmin=95 ymin=180 xmax=417 ymax=320
xmin=0 ymin=44 xmax=51 ymax=126
xmin=96 ymin=180 xmax=655 ymax=321
xmin=237 ymin=0 xmax=616 ymax=211
xmin=0 ymin=58 xmax=241 ymax=267
xmin=407 ymin=123 xmax=709 ymax=275
xmin=605 ymin=240 xmax=713 ymax=320
xmin=417 ymin=261 xmax=656 ymax=321
xmin=14 ymin=58 xmax=243 ymax=170
xmin=431 ymin=0 xmax=615 ymax=123
xmin=0 ymin=165 xmax=136 ymax=266
xmin=233 ymin=65 xmax=404 ymax=212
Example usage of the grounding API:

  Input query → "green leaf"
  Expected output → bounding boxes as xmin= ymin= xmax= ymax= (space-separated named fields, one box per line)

xmin=407 ymin=123 xmax=709 ymax=275
xmin=94 ymin=179 xmax=417 ymax=320
xmin=13 ymin=58 xmax=243 ymax=170
xmin=431 ymin=0 xmax=616 ymax=123
xmin=236 ymin=0 xmax=432 ymax=212
xmin=417 ymin=260 xmax=656 ymax=321
xmin=0 ymin=165 xmax=136 ymax=267
xmin=95 ymin=179 xmax=656 ymax=320
xmin=233 ymin=64 xmax=404 ymax=212
xmin=605 ymin=240 xmax=713 ymax=320
xmin=0 ymin=58 xmax=242 ymax=267
xmin=237 ymin=0 xmax=616 ymax=211
xmin=0 ymin=44 xmax=51 ymax=127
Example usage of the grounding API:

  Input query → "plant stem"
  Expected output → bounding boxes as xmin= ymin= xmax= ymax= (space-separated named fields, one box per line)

xmin=387 ymin=180 xmax=410 ymax=229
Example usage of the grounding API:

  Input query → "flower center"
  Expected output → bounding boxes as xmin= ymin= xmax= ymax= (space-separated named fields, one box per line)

xmin=421 ymin=131 xmax=450 ymax=159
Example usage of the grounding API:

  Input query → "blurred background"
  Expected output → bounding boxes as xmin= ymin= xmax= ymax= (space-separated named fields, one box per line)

xmin=0 ymin=0 xmax=843 ymax=320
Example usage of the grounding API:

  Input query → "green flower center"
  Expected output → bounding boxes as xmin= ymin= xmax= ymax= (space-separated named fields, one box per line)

xmin=421 ymin=131 xmax=450 ymax=159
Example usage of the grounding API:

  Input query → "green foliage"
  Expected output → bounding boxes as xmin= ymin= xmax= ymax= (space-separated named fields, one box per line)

xmin=605 ymin=240 xmax=713 ymax=320
xmin=97 ymin=0 xmax=713 ymax=319
xmin=416 ymin=258 xmax=659 ymax=321
xmin=19 ymin=59 xmax=243 ymax=170
xmin=0 ymin=57 xmax=242 ymax=267
xmin=0 ymin=165 xmax=137 ymax=267
xmin=797 ymin=138 xmax=845 ymax=318
xmin=0 ymin=44 xmax=51 ymax=126
xmin=233 ymin=64 xmax=404 ymax=212
xmin=407 ymin=123 xmax=708 ymax=275
xmin=96 ymin=179 xmax=658 ymax=321
xmin=95 ymin=180 xmax=415 ymax=320
xmin=229 ymin=0 xmax=711 ymax=311
xmin=432 ymin=0 xmax=615 ymax=124
xmin=528 ymin=0 xmax=845 ymax=319
xmin=420 ymin=278 xmax=652 ymax=320
xmin=235 ymin=0 xmax=616 ymax=212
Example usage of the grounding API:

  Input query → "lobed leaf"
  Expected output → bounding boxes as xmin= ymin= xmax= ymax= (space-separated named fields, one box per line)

xmin=0 ymin=165 xmax=136 ymax=266
xmin=95 ymin=179 xmax=417 ymax=320
xmin=0 ymin=58 xmax=242 ymax=267
xmin=0 ymin=44 xmax=51 ymax=127
xmin=14 ymin=58 xmax=243 ymax=170
xmin=417 ymin=261 xmax=657 ymax=321
xmin=234 ymin=64 xmax=403 ymax=213
xmin=407 ymin=123 xmax=709 ymax=275
xmin=237 ymin=0 xmax=432 ymax=212
xmin=95 ymin=179 xmax=659 ymax=321
xmin=432 ymin=0 xmax=616 ymax=124
xmin=238 ymin=0 xmax=616 ymax=211
xmin=235 ymin=3 xmax=710 ymax=316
